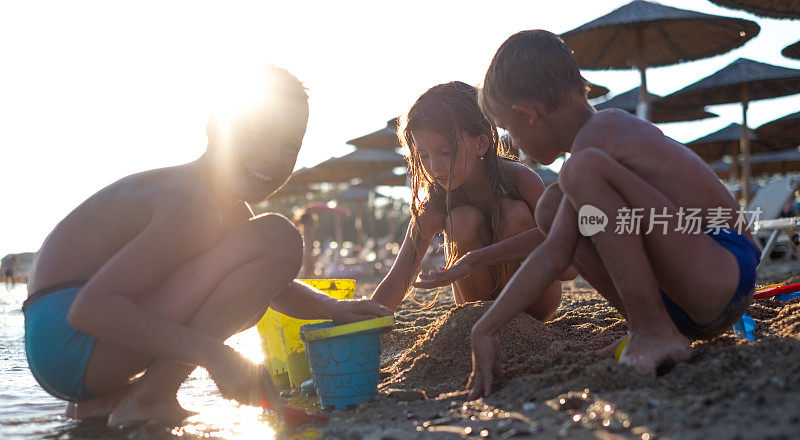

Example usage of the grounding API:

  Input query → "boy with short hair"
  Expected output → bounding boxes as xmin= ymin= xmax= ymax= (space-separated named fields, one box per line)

xmin=416 ymin=30 xmax=759 ymax=398
xmin=24 ymin=66 xmax=391 ymax=426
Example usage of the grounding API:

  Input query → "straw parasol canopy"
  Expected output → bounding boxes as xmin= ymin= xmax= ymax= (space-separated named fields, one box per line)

xmin=587 ymin=82 xmax=610 ymax=99
xmin=561 ymin=0 xmax=759 ymax=121
xmin=594 ymin=88 xmax=718 ymax=123
xmin=267 ymin=180 xmax=314 ymax=200
xmin=708 ymin=0 xmax=800 ymax=19
xmin=756 ymin=111 xmax=800 ymax=144
xmin=287 ymin=149 xmax=406 ymax=185
xmin=687 ymin=123 xmax=793 ymax=162
xmin=331 ymin=187 xmax=389 ymax=202
xmin=660 ymin=58 xmax=800 ymax=201
xmin=783 ymin=40 xmax=800 ymax=61
xmin=353 ymin=169 xmax=408 ymax=188
xmin=346 ymin=118 xmax=401 ymax=151
xmin=710 ymin=148 xmax=800 ymax=180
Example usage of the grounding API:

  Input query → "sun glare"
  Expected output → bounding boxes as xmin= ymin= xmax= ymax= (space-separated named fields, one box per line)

xmin=209 ymin=65 xmax=280 ymax=144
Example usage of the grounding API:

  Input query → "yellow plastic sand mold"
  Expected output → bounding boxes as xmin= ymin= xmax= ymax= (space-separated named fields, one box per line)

xmin=256 ymin=279 xmax=355 ymax=388
xmin=614 ymin=336 xmax=629 ymax=362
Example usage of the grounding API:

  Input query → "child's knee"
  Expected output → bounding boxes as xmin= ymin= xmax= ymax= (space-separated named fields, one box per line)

xmin=244 ymin=214 xmax=302 ymax=269
xmin=445 ymin=206 xmax=487 ymax=244
xmin=498 ymin=199 xmax=534 ymax=238
xmin=535 ymin=185 xmax=563 ymax=234
xmin=558 ymin=148 xmax=608 ymax=194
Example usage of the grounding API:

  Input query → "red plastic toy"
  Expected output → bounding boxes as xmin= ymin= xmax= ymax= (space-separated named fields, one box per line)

xmin=753 ymin=282 xmax=800 ymax=300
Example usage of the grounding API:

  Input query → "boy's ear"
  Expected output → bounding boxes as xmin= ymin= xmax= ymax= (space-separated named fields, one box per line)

xmin=511 ymin=102 xmax=542 ymax=127
xmin=476 ymin=133 xmax=491 ymax=157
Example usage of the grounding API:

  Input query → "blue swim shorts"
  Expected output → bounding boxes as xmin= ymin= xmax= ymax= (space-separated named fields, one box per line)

xmin=660 ymin=228 xmax=761 ymax=340
xmin=24 ymin=286 xmax=96 ymax=402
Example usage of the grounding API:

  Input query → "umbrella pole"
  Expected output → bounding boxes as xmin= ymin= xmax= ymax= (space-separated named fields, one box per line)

xmin=635 ymin=27 xmax=650 ymax=122
xmin=636 ymin=65 xmax=650 ymax=121
xmin=730 ymin=149 xmax=740 ymax=186
xmin=740 ymin=85 xmax=752 ymax=204
xmin=334 ymin=214 xmax=343 ymax=249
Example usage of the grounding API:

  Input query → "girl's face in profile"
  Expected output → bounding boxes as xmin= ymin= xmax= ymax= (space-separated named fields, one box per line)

xmin=411 ymin=128 xmax=483 ymax=191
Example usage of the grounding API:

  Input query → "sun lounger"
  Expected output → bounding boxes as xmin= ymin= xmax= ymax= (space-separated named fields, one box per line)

xmin=746 ymin=176 xmax=800 ymax=269
xmin=753 ymin=217 xmax=800 ymax=270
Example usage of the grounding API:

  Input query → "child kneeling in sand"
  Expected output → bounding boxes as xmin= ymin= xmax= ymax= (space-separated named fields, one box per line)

xmin=371 ymin=81 xmax=574 ymax=319
xmin=23 ymin=66 xmax=391 ymax=426
xmin=419 ymin=31 xmax=760 ymax=397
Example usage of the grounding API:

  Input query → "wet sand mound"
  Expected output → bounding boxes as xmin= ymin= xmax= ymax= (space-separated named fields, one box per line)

xmin=383 ymin=302 xmax=560 ymax=394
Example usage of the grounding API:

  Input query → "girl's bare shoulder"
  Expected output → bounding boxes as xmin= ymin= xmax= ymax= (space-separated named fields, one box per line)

xmin=500 ymin=160 xmax=544 ymax=196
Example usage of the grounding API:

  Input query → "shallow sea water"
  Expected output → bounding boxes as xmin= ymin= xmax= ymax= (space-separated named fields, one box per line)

xmin=0 ymin=284 xmax=313 ymax=440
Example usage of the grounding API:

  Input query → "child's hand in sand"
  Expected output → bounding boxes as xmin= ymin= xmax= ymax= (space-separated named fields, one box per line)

xmin=413 ymin=254 xmax=475 ymax=289
xmin=208 ymin=346 xmax=285 ymax=413
xmin=467 ymin=328 xmax=503 ymax=399
xmin=331 ymin=299 xmax=393 ymax=325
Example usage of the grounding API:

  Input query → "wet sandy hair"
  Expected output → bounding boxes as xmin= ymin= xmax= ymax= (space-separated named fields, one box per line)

xmin=398 ymin=81 xmax=512 ymax=285
xmin=479 ymin=30 xmax=588 ymax=121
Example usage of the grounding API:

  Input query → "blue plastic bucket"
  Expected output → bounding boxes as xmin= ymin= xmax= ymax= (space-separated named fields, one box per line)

xmin=300 ymin=316 xmax=393 ymax=410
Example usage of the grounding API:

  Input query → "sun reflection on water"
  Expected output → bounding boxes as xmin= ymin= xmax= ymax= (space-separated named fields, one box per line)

xmin=172 ymin=327 xmax=280 ymax=439
xmin=1 ymin=284 xmax=322 ymax=440
xmin=168 ymin=327 xmax=324 ymax=440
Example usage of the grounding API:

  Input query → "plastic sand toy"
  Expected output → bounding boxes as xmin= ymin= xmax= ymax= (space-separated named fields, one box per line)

xmin=614 ymin=337 xmax=629 ymax=362
xmin=256 ymin=279 xmax=355 ymax=388
xmin=753 ymin=282 xmax=800 ymax=300
xmin=300 ymin=316 xmax=395 ymax=409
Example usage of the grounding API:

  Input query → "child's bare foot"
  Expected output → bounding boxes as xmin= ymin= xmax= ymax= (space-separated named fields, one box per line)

xmin=107 ymin=391 xmax=196 ymax=428
xmin=618 ymin=332 xmax=691 ymax=375
xmin=65 ymin=386 xmax=132 ymax=420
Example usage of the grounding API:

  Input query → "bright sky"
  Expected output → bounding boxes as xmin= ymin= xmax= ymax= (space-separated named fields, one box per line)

xmin=1 ymin=0 xmax=798 ymax=257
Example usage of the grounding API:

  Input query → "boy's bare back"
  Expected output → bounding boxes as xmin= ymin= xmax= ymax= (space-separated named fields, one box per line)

xmin=571 ymin=109 xmax=741 ymax=230
xmin=29 ymin=163 xmax=250 ymax=296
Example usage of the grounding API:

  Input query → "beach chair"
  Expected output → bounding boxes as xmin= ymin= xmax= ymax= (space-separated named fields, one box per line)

xmin=746 ymin=176 xmax=800 ymax=269
xmin=753 ymin=217 xmax=800 ymax=270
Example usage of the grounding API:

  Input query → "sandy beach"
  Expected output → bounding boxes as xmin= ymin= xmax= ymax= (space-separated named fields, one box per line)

xmin=3 ymin=269 xmax=800 ymax=439
xmin=316 ymin=276 xmax=800 ymax=439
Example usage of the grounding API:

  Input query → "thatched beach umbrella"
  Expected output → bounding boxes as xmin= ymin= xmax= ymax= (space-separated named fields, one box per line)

xmin=756 ymin=111 xmax=800 ymax=144
xmin=517 ymin=153 xmax=560 ymax=185
xmin=587 ymin=82 xmax=610 ymax=99
xmin=268 ymin=180 xmax=314 ymax=201
xmin=534 ymin=166 xmax=559 ymax=186
xmin=332 ymin=187 xmax=389 ymax=202
xmin=660 ymin=58 xmax=800 ymax=201
xmin=287 ymin=148 xmax=406 ymax=185
xmin=708 ymin=0 xmax=800 ymax=19
xmin=594 ymin=88 xmax=717 ymax=123
xmin=353 ymin=169 xmax=408 ymax=188
xmin=331 ymin=187 xmax=390 ymax=248
xmin=710 ymin=148 xmax=800 ymax=180
xmin=561 ymin=0 xmax=758 ymax=121
xmin=687 ymin=123 xmax=793 ymax=163
xmin=783 ymin=40 xmax=800 ymax=61
xmin=346 ymin=118 xmax=401 ymax=151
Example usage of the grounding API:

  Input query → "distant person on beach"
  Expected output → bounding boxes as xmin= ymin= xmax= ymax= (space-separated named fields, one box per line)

xmin=294 ymin=208 xmax=319 ymax=278
xmin=371 ymin=81 xmax=575 ymax=318
xmin=23 ymin=66 xmax=391 ymax=427
xmin=416 ymin=31 xmax=760 ymax=397
xmin=2 ymin=255 xmax=19 ymax=288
